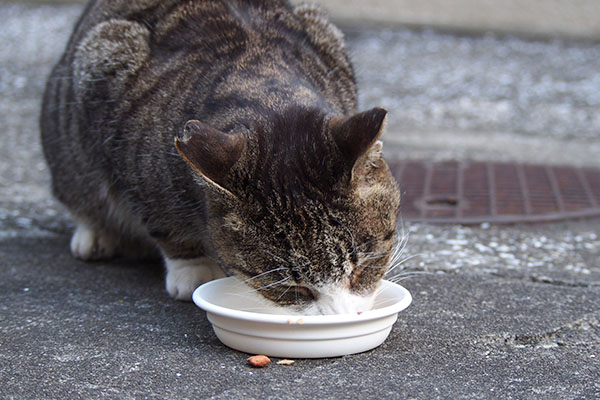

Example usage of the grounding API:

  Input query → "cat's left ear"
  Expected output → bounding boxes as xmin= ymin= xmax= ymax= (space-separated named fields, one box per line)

xmin=174 ymin=120 xmax=246 ymax=195
xmin=330 ymin=107 xmax=387 ymax=168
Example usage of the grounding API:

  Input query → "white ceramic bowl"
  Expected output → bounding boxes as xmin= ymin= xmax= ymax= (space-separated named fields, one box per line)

xmin=192 ymin=277 xmax=412 ymax=358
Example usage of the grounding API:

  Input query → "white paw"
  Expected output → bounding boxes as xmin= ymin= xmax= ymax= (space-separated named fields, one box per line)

xmin=70 ymin=223 xmax=118 ymax=260
xmin=165 ymin=257 xmax=226 ymax=301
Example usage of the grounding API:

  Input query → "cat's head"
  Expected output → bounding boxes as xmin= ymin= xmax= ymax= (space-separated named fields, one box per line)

xmin=175 ymin=106 xmax=400 ymax=315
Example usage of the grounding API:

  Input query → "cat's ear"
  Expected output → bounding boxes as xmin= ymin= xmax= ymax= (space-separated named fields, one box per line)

xmin=175 ymin=120 xmax=246 ymax=194
xmin=330 ymin=107 xmax=387 ymax=167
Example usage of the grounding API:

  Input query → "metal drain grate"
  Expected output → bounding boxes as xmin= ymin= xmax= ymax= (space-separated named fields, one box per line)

xmin=388 ymin=161 xmax=600 ymax=224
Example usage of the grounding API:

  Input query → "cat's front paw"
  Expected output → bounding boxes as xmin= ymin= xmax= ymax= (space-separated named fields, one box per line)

xmin=70 ymin=222 xmax=117 ymax=261
xmin=165 ymin=257 xmax=226 ymax=301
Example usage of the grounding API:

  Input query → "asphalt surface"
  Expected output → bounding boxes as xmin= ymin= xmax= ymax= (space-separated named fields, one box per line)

xmin=1 ymin=2 xmax=599 ymax=399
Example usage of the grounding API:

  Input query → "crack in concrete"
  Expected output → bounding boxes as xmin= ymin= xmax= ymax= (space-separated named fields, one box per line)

xmin=528 ymin=275 xmax=600 ymax=288
xmin=479 ymin=315 xmax=600 ymax=348
xmin=489 ymin=271 xmax=599 ymax=288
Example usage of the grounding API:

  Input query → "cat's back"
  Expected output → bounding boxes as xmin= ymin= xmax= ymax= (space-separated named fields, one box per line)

xmin=73 ymin=0 xmax=295 ymax=47
xmin=44 ymin=0 xmax=356 ymax=128
xmin=60 ymin=0 xmax=348 ymax=68
xmin=41 ymin=0 xmax=357 ymax=231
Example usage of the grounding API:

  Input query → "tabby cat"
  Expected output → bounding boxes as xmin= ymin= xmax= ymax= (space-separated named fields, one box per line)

xmin=41 ymin=0 xmax=401 ymax=315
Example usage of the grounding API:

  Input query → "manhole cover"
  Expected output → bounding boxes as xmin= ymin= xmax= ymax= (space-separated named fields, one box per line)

xmin=388 ymin=161 xmax=600 ymax=224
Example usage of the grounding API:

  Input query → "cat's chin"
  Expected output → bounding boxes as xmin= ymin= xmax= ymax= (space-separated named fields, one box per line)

xmin=294 ymin=287 xmax=377 ymax=316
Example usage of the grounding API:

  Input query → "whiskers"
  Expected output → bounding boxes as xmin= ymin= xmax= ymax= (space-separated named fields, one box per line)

xmin=242 ymin=266 xmax=287 ymax=283
xmin=218 ymin=266 xmax=291 ymax=300
xmin=357 ymin=249 xmax=390 ymax=263
xmin=384 ymin=224 xmax=429 ymax=284
xmin=223 ymin=275 xmax=291 ymax=302
xmin=253 ymin=276 xmax=291 ymax=292
xmin=386 ymin=268 xmax=429 ymax=284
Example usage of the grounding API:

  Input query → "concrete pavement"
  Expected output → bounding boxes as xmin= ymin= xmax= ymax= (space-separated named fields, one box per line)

xmin=308 ymin=0 xmax=600 ymax=41
xmin=21 ymin=0 xmax=600 ymax=40
xmin=1 ymin=1 xmax=599 ymax=399
xmin=2 ymin=234 xmax=599 ymax=398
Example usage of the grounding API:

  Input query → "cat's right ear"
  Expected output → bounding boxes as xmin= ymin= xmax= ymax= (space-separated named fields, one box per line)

xmin=330 ymin=107 xmax=387 ymax=168
xmin=175 ymin=120 xmax=246 ymax=195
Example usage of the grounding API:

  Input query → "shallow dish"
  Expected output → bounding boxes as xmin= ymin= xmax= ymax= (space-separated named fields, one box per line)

xmin=192 ymin=277 xmax=412 ymax=358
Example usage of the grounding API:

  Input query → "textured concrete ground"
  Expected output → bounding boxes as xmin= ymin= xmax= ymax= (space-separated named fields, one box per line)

xmin=311 ymin=0 xmax=600 ymax=40
xmin=1 ymin=2 xmax=599 ymax=399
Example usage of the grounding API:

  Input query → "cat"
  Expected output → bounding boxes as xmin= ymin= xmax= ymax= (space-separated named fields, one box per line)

xmin=41 ymin=0 xmax=401 ymax=315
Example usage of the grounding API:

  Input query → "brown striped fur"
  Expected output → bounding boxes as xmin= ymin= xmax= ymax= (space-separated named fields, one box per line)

xmin=41 ymin=0 xmax=400 ymax=313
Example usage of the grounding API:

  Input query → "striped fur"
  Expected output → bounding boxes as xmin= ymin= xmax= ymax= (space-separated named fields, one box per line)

xmin=41 ymin=0 xmax=400 ymax=312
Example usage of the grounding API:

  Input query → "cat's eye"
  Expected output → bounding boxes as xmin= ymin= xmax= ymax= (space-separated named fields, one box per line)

xmin=291 ymin=285 xmax=317 ymax=301
xmin=271 ymin=285 xmax=317 ymax=304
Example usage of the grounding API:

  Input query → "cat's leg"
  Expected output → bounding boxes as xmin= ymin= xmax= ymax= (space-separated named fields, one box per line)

xmin=156 ymin=237 xmax=226 ymax=300
xmin=68 ymin=184 xmax=158 ymax=261
xmin=70 ymin=219 xmax=118 ymax=261
xmin=164 ymin=256 xmax=227 ymax=300
xmin=70 ymin=218 xmax=159 ymax=261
